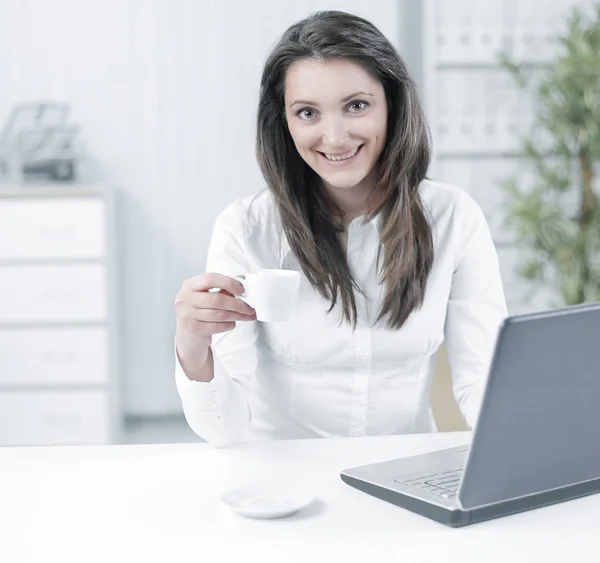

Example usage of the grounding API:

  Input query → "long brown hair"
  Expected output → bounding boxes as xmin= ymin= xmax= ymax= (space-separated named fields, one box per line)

xmin=256 ymin=10 xmax=434 ymax=329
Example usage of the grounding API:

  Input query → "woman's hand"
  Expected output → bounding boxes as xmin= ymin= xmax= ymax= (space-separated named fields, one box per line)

xmin=175 ymin=273 xmax=256 ymax=380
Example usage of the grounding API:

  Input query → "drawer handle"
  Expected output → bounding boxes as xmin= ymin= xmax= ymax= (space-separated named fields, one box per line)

xmin=41 ymin=351 xmax=78 ymax=364
xmin=41 ymin=289 xmax=77 ymax=300
xmin=44 ymin=413 xmax=81 ymax=428
xmin=39 ymin=226 xmax=76 ymax=238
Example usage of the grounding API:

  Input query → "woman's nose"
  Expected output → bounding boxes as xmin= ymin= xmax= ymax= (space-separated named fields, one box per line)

xmin=321 ymin=117 xmax=349 ymax=147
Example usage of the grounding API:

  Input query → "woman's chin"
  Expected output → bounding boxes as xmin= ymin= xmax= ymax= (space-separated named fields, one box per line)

xmin=319 ymin=171 xmax=370 ymax=190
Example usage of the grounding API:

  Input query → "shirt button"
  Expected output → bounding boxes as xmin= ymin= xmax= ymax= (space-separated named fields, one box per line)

xmin=351 ymin=430 xmax=363 ymax=437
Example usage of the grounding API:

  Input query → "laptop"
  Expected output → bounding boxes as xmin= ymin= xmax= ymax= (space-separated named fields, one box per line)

xmin=340 ymin=301 xmax=600 ymax=527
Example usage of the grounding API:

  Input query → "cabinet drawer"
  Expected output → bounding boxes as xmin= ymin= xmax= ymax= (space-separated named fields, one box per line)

xmin=0 ymin=198 xmax=106 ymax=259
xmin=0 ymin=390 xmax=110 ymax=446
xmin=0 ymin=265 xmax=106 ymax=322
xmin=0 ymin=328 xmax=108 ymax=385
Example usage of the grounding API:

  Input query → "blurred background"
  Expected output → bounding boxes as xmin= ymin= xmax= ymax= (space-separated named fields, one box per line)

xmin=0 ymin=0 xmax=598 ymax=446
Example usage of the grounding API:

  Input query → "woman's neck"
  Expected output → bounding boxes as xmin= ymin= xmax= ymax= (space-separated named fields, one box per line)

xmin=322 ymin=172 xmax=377 ymax=224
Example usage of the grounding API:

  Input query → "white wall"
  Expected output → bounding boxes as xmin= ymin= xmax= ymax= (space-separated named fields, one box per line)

xmin=0 ymin=0 xmax=405 ymax=416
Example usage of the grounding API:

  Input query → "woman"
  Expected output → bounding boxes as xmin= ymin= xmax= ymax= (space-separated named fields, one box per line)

xmin=174 ymin=10 xmax=507 ymax=447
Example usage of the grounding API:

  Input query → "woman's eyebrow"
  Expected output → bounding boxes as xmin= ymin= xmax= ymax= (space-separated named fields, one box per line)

xmin=288 ymin=91 xmax=374 ymax=108
xmin=341 ymin=90 xmax=374 ymax=102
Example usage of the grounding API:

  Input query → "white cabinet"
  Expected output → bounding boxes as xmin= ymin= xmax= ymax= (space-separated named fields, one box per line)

xmin=0 ymin=187 xmax=120 ymax=446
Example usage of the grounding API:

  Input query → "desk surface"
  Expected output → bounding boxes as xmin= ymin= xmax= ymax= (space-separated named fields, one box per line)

xmin=1 ymin=432 xmax=599 ymax=563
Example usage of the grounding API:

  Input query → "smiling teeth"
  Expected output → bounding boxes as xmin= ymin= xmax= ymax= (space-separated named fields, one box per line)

xmin=324 ymin=146 xmax=360 ymax=161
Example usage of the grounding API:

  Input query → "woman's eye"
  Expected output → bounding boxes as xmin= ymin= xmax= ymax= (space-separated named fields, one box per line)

xmin=348 ymin=100 xmax=369 ymax=113
xmin=297 ymin=108 xmax=316 ymax=120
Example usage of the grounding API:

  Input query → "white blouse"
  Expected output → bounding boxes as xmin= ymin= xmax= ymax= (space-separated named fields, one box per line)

xmin=175 ymin=180 xmax=508 ymax=447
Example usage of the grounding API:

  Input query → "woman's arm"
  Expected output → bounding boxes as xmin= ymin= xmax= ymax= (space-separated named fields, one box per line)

xmin=444 ymin=193 xmax=508 ymax=429
xmin=175 ymin=201 xmax=259 ymax=447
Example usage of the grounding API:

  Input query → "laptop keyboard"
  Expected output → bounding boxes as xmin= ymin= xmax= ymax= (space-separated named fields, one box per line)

xmin=394 ymin=468 xmax=463 ymax=499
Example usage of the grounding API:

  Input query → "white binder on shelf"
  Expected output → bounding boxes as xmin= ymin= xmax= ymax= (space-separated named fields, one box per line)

xmin=435 ymin=70 xmax=476 ymax=154
xmin=435 ymin=160 xmax=473 ymax=197
xmin=470 ymin=158 xmax=517 ymax=244
xmin=434 ymin=0 xmax=475 ymax=64
xmin=471 ymin=1 xmax=506 ymax=64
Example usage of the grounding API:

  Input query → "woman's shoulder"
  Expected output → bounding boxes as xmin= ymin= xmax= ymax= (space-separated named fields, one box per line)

xmin=215 ymin=189 xmax=282 ymax=243
xmin=419 ymin=178 xmax=486 ymax=228
xmin=419 ymin=178 xmax=479 ymax=211
xmin=217 ymin=188 xmax=276 ymax=221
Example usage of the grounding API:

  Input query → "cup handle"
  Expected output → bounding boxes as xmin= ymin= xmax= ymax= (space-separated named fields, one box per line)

xmin=233 ymin=274 xmax=254 ymax=308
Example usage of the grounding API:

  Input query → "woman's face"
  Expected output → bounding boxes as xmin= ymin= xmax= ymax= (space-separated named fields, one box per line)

xmin=284 ymin=57 xmax=388 ymax=191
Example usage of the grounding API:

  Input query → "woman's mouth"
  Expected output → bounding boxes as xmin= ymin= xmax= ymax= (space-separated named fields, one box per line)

xmin=318 ymin=144 xmax=364 ymax=166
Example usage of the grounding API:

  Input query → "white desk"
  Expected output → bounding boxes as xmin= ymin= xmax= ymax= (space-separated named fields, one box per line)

xmin=1 ymin=432 xmax=599 ymax=563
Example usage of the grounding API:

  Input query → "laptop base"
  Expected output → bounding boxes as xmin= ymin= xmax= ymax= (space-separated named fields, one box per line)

xmin=341 ymin=473 xmax=600 ymax=527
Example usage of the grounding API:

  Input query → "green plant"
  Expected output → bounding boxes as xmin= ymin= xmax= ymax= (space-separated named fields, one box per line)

xmin=499 ymin=2 xmax=600 ymax=306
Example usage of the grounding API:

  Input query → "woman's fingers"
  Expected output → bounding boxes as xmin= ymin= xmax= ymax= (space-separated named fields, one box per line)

xmin=188 ymin=290 xmax=255 ymax=316
xmin=195 ymin=308 xmax=256 ymax=323
xmin=185 ymin=273 xmax=245 ymax=295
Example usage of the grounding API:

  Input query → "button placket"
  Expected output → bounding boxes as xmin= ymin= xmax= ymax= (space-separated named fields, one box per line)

xmin=346 ymin=217 xmax=375 ymax=438
xmin=209 ymin=381 xmax=220 ymax=408
xmin=349 ymin=318 xmax=372 ymax=437
xmin=346 ymin=223 xmax=363 ymax=268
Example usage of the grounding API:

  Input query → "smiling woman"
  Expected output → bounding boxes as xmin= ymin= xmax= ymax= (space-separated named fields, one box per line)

xmin=174 ymin=10 xmax=507 ymax=447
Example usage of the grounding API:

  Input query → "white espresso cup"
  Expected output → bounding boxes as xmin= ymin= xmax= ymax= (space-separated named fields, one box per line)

xmin=236 ymin=269 xmax=301 ymax=322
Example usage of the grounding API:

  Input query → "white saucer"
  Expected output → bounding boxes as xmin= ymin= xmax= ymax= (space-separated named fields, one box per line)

xmin=221 ymin=484 xmax=315 ymax=519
